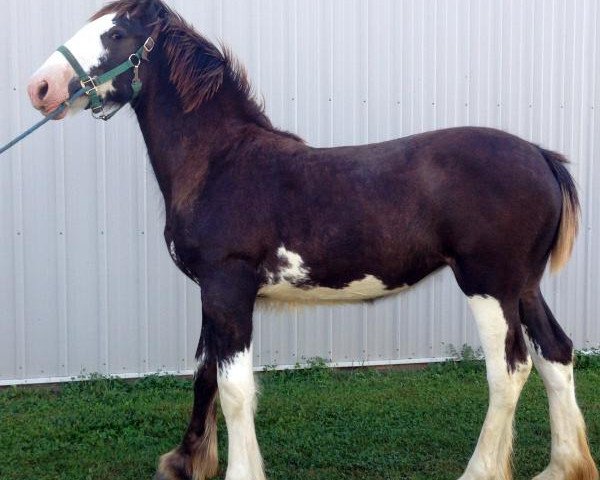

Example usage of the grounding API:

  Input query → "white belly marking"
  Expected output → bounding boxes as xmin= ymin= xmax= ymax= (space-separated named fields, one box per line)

xmin=258 ymin=246 xmax=409 ymax=303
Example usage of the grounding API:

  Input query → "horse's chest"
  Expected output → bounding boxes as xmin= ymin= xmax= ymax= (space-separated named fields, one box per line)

xmin=258 ymin=246 xmax=409 ymax=303
xmin=167 ymin=239 xmax=201 ymax=284
xmin=168 ymin=240 xmax=179 ymax=264
xmin=167 ymin=239 xmax=185 ymax=270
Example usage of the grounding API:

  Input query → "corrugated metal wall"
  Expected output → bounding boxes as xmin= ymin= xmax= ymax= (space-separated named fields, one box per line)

xmin=1 ymin=0 xmax=599 ymax=385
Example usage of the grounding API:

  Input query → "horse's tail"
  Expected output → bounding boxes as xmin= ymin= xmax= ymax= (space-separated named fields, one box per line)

xmin=538 ymin=147 xmax=580 ymax=273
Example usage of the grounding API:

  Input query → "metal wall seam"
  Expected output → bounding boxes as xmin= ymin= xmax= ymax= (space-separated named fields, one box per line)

xmin=9 ymin=0 xmax=26 ymax=382
xmin=97 ymin=120 xmax=109 ymax=375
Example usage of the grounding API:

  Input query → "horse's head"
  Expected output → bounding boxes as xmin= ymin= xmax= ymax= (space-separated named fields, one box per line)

xmin=27 ymin=0 xmax=164 ymax=119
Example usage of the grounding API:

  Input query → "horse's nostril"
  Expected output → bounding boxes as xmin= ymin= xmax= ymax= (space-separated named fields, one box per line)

xmin=37 ymin=80 xmax=49 ymax=100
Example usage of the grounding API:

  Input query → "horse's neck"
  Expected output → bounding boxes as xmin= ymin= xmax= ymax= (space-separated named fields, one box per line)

xmin=133 ymin=77 xmax=244 ymax=212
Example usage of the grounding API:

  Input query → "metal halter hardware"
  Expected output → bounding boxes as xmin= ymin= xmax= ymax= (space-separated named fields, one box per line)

xmin=56 ymin=35 xmax=156 ymax=121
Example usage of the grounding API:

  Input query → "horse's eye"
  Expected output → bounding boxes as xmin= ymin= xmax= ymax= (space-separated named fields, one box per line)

xmin=111 ymin=31 xmax=123 ymax=41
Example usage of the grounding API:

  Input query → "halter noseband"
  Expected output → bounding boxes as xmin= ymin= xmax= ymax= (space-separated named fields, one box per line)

xmin=56 ymin=32 xmax=157 ymax=121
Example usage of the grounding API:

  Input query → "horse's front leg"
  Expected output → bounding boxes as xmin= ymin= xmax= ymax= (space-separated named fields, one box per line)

xmin=203 ymin=262 xmax=265 ymax=480
xmin=206 ymin=265 xmax=265 ymax=480
xmin=156 ymin=261 xmax=264 ymax=480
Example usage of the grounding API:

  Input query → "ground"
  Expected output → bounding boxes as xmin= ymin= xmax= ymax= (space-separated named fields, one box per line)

xmin=0 ymin=356 xmax=599 ymax=480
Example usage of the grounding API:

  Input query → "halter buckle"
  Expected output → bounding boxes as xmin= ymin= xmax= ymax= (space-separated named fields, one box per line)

xmin=91 ymin=104 xmax=106 ymax=120
xmin=143 ymin=37 xmax=155 ymax=53
xmin=80 ymin=76 xmax=98 ymax=93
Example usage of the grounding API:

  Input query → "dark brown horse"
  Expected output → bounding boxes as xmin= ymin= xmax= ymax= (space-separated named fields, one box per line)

xmin=27 ymin=1 xmax=597 ymax=479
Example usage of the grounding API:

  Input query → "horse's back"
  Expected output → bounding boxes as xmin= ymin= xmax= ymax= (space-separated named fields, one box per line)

xmin=256 ymin=126 xmax=564 ymax=299
xmin=278 ymin=126 xmax=562 ymax=251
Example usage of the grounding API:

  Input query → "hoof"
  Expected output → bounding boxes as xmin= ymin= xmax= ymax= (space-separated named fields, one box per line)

xmin=155 ymin=449 xmax=191 ymax=480
xmin=153 ymin=469 xmax=190 ymax=480
xmin=155 ymin=442 xmax=219 ymax=480
xmin=532 ymin=462 xmax=599 ymax=480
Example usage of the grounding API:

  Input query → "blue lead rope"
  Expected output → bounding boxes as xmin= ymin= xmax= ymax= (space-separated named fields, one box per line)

xmin=0 ymin=87 xmax=87 ymax=156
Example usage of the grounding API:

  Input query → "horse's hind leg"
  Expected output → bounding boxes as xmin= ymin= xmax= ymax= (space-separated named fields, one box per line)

xmin=156 ymin=327 xmax=219 ymax=480
xmin=520 ymin=289 xmax=598 ymax=480
xmin=458 ymin=295 xmax=532 ymax=480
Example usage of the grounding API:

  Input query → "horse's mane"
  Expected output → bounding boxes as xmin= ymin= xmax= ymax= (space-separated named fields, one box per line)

xmin=92 ymin=0 xmax=302 ymax=141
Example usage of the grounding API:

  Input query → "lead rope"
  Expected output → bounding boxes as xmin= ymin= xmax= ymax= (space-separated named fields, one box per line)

xmin=0 ymin=89 xmax=86 ymax=155
xmin=0 ymin=33 xmax=158 ymax=156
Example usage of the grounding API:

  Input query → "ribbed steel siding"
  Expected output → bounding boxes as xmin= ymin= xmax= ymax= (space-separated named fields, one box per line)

xmin=0 ymin=0 xmax=598 ymax=384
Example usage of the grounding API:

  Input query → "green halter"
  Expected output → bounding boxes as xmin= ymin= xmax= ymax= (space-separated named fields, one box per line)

xmin=56 ymin=36 xmax=156 ymax=121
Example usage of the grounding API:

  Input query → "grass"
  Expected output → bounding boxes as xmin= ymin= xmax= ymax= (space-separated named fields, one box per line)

xmin=0 ymin=357 xmax=599 ymax=480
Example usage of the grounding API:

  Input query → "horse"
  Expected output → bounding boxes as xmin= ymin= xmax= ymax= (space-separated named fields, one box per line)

xmin=26 ymin=1 xmax=597 ymax=479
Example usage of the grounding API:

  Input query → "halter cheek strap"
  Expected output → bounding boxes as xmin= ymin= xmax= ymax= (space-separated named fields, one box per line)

xmin=57 ymin=35 xmax=156 ymax=121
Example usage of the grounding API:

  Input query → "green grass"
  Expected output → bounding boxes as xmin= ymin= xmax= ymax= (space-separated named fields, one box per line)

xmin=1 ymin=358 xmax=599 ymax=480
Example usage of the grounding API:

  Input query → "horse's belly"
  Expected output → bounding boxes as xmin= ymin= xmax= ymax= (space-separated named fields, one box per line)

xmin=257 ymin=274 xmax=409 ymax=303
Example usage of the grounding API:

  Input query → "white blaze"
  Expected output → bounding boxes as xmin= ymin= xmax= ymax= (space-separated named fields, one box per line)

xmin=40 ymin=14 xmax=115 ymax=73
xmin=32 ymin=14 xmax=117 ymax=113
